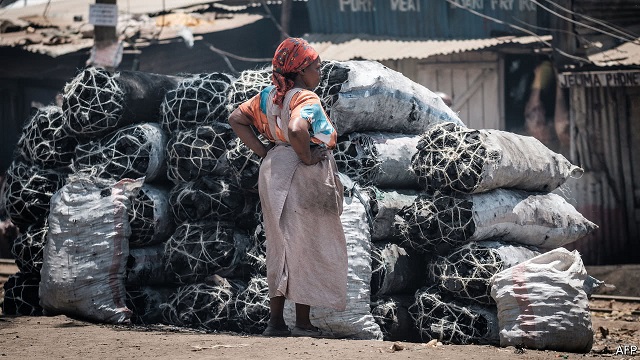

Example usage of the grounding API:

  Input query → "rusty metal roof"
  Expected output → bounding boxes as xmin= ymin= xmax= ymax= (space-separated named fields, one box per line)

xmin=588 ymin=38 xmax=640 ymax=67
xmin=0 ymin=1 xmax=264 ymax=57
xmin=305 ymin=34 xmax=553 ymax=61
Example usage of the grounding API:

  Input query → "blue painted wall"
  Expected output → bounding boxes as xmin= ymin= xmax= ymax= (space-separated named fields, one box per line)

xmin=307 ymin=0 xmax=550 ymax=39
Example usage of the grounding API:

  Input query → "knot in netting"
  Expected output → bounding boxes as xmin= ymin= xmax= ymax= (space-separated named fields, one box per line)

xmin=412 ymin=122 xmax=485 ymax=193
xmin=166 ymin=123 xmax=235 ymax=183
xmin=161 ymin=72 xmax=235 ymax=132
xmin=16 ymin=106 xmax=78 ymax=168
xmin=395 ymin=191 xmax=475 ymax=254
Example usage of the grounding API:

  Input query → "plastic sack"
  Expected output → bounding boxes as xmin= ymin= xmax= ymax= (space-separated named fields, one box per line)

xmin=490 ymin=248 xmax=594 ymax=353
xmin=40 ymin=175 xmax=143 ymax=324
xmin=284 ymin=185 xmax=383 ymax=340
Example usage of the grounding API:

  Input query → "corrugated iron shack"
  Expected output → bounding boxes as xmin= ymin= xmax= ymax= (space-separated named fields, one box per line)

xmin=0 ymin=0 xmax=309 ymax=174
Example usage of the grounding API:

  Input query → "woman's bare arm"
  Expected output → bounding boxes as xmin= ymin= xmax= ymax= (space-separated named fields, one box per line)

xmin=228 ymin=108 xmax=271 ymax=158
xmin=289 ymin=116 xmax=327 ymax=165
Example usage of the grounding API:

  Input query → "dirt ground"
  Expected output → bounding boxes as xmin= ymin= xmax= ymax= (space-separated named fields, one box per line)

xmin=0 ymin=264 xmax=638 ymax=360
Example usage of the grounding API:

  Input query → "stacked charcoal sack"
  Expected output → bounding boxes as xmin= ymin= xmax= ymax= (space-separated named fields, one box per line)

xmin=0 ymin=106 xmax=74 ymax=315
xmin=32 ymin=67 xmax=179 ymax=323
xmin=396 ymin=121 xmax=599 ymax=348
xmin=159 ymin=71 xmax=272 ymax=333
xmin=312 ymin=61 xmax=462 ymax=341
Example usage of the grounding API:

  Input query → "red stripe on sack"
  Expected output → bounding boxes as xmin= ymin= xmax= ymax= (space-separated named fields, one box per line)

xmin=512 ymin=263 xmax=537 ymax=348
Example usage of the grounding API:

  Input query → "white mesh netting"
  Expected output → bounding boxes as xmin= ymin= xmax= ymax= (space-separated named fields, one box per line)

xmin=16 ymin=105 xmax=78 ymax=168
xmin=11 ymin=220 xmax=48 ymax=274
xmin=169 ymin=176 xmax=244 ymax=223
xmin=164 ymin=222 xmax=247 ymax=284
xmin=128 ymin=184 xmax=174 ymax=248
xmin=334 ymin=134 xmax=381 ymax=186
xmin=371 ymin=295 xmax=421 ymax=342
xmin=411 ymin=122 xmax=583 ymax=194
xmin=0 ymin=161 xmax=65 ymax=231
xmin=2 ymin=272 xmax=42 ymax=316
xmin=226 ymin=67 xmax=272 ymax=113
xmin=166 ymin=123 xmax=235 ymax=183
xmin=74 ymin=123 xmax=167 ymax=182
xmin=409 ymin=286 xmax=499 ymax=345
xmin=126 ymin=286 xmax=173 ymax=325
xmin=428 ymin=241 xmax=541 ymax=305
xmin=63 ymin=67 xmax=124 ymax=137
xmin=224 ymin=137 xmax=263 ymax=191
xmin=161 ymin=72 xmax=235 ymax=132
xmin=160 ymin=282 xmax=237 ymax=331
xmin=395 ymin=190 xmax=474 ymax=254
xmin=232 ymin=275 xmax=270 ymax=334
xmin=315 ymin=61 xmax=350 ymax=116
xmin=63 ymin=67 xmax=180 ymax=137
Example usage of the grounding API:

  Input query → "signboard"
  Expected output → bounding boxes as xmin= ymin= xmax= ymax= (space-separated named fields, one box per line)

xmin=559 ymin=71 xmax=640 ymax=88
xmin=307 ymin=0 xmax=543 ymax=39
xmin=89 ymin=3 xmax=118 ymax=27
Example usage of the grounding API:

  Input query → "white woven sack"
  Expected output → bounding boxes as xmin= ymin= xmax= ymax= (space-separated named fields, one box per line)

xmin=366 ymin=133 xmax=421 ymax=189
xmin=470 ymin=189 xmax=598 ymax=249
xmin=329 ymin=60 xmax=464 ymax=135
xmin=40 ymin=175 xmax=143 ymax=324
xmin=371 ymin=188 xmax=418 ymax=242
xmin=476 ymin=129 xmax=582 ymax=193
xmin=490 ymin=248 xmax=593 ymax=353
xmin=284 ymin=186 xmax=383 ymax=340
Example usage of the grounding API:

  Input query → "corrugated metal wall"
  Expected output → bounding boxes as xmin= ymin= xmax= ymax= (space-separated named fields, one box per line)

xmin=563 ymin=86 xmax=640 ymax=265
xmin=307 ymin=0 xmax=547 ymax=39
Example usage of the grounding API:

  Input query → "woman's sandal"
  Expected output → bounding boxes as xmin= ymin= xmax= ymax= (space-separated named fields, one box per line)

xmin=262 ymin=324 xmax=291 ymax=337
xmin=291 ymin=326 xmax=323 ymax=338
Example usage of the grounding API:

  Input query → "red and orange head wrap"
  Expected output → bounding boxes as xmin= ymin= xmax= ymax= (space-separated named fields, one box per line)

xmin=271 ymin=37 xmax=319 ymax=106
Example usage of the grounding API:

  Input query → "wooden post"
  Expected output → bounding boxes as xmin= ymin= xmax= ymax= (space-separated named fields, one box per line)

xmin=280 ymin=0 xmax=292 ymax=41
xmin=92 ymin=0 xmax=118 ymax=71
xmin=550 ymin=0 xmax=582 ymax=71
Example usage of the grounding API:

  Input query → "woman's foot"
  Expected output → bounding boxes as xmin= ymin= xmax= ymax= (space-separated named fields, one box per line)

xmin=262 ymin=323 xmax=291 ymax=337
xmin=291 ymin=325 xmax=323 ymax=338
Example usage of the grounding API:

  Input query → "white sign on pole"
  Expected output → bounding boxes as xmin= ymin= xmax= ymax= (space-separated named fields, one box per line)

xmin=89 ymin=3 xmax=118 ymax=27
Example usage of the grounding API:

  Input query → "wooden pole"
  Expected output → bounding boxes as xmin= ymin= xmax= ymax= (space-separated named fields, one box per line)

xmin=92 ymin=0 xmax=118 ymax=71
xmin=279 ymin=0 xmax=292 ymax=41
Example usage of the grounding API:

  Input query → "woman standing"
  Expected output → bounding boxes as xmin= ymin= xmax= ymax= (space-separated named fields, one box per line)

xmin=228 ymin=38 xmax=347 ymax=338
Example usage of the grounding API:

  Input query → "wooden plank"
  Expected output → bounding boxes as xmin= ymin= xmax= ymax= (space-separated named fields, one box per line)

xmin=467 ymin=67 xmax=484 ymax=130
xmin=591 ymin=294 xmax=640 ymax=302
xmin=616 ymin=88 xmax=638 ymax=256
xmin=482 ymin=66 xmax=499 ymax=130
